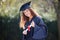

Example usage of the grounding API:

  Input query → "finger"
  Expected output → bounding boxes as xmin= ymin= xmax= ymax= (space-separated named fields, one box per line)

xmin=32 ymin=21 xmax=34 ymax=24
xmin=32 ymin=21 xmax=34 ymax=23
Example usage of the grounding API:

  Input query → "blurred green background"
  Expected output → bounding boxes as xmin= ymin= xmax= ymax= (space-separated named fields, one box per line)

xmin=0 ymin=0 xmax=59 ymax=40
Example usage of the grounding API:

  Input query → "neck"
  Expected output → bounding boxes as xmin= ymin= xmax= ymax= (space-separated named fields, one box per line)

xmin=29 ymin=15 xmax=33 ymax=21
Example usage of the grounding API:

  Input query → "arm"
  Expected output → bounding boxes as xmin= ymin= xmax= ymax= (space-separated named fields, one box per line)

xmin=32 ymin=17 xmax=48 ymax=39
xmin=33 ymin=17 xmax=47 ymax=33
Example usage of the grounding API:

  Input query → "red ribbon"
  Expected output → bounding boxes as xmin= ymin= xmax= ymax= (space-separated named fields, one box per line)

xmin=27 ymin=25 xmax=30 ymax=31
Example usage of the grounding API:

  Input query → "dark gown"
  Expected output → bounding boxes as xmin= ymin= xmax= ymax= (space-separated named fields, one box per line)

xmin=22 ymin=16 xmax=48 ymax=40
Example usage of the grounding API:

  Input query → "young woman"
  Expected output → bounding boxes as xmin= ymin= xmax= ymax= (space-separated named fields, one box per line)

xmin=19 ymin=1 xmax=48 ymax=40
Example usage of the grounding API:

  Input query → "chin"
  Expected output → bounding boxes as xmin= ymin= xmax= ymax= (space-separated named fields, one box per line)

xmin=26 ymin=15 xmax=30 ymax=17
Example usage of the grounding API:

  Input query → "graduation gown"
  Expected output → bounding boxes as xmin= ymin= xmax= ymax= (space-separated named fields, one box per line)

xmin=23 ymin=16 xmax=48 ymax=40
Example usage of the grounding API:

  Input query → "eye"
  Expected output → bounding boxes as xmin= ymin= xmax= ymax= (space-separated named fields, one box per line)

xmin=26 ymin=9 xmax=28 ymax=12
xmin=24 ymin=11 xmax=26 ymax=13
xmin=23 ymin=11 xmax=26 ymax=13
xmin=23 ymin=9 xmax=29 ymax=13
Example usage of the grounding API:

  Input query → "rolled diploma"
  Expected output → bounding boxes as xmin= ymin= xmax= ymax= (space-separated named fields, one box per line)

xmin=25 ymin=25 xmax=32 ymax=32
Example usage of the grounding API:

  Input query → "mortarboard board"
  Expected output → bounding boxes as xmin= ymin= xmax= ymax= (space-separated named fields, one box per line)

xmin=20 ymin=1 xmax=31 ymax=11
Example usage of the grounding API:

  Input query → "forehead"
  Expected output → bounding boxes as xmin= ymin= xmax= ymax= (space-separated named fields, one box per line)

xmin=23 ymin=9 xmax=29 ymax=12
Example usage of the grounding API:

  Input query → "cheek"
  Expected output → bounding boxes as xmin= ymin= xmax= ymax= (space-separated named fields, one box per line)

xmin=25 ymin=12 xmax=31 ymax=15
xmin=24 ymin=10 xmax=31 ymax=17
xmin=24 ymin=13 xmax=28 ymax=16
xmin=28 ymin=13 xmax=31 ymax=16
xmin=24 ymin=13 xmax=31 ymax=17
xmin=27 ymin=11 xmax=31 ymax=15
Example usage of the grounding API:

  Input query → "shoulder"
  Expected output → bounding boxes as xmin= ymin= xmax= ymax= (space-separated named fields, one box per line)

xmin=33 ymin=16 xmax=44 ymax=24
xmin=33 ymin=16 xmax=42 ymax=24
xmin=34 ymin=16 xmax=42 ymax=21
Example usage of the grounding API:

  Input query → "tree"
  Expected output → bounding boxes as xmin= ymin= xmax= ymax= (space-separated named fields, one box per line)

xmin=53 ymin=0 xmax=60 ymax=40
xmin=57 ymin=0 xmax=60 ymax=40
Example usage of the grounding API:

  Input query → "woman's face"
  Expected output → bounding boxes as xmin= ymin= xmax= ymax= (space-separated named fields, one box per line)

xmin=23 ymin=9 xmax=31 ymax=17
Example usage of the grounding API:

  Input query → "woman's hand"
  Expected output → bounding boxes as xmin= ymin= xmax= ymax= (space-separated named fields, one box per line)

xmin=23 ymin=30 xmax=27 ymax=35
xmin=20 ymin=16 xmax=26 ymax=29
xmin=30 ymin=21 xmax=35 ymax=27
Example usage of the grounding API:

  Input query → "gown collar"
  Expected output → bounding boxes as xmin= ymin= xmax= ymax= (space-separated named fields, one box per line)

xmin=29 ymin=16 xmax=36 ymax=22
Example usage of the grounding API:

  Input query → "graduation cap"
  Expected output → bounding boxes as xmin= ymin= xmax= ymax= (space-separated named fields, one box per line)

xmin=20 ymin=1 xmax=31 ymax=11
